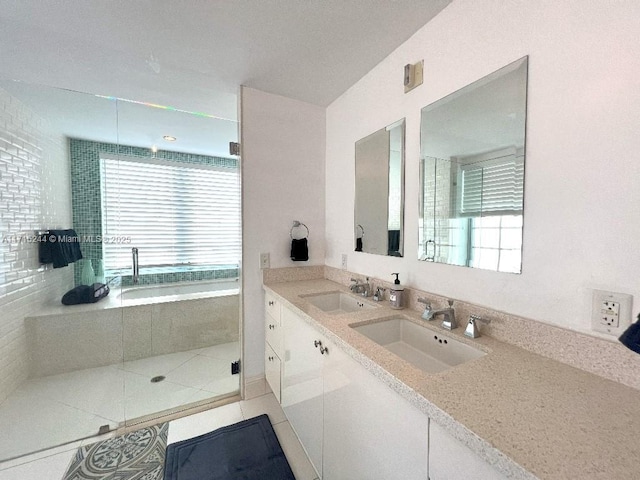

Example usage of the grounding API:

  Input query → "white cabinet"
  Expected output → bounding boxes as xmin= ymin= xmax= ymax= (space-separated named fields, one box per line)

xmin=264 ymin=343 xmax=281 ymax=401
xmin=428 ymin=421 xmax=509 ymax=480
xmin=323 ymin=341 xmax=429 ymax=479
xmin=268 ymin=292 xmax=512 ymax=480
xmin=281 ymin=305 xmax=429 ymax=480
xmin=281 ymin=306 xmax=325 ymax=477
xmin=264 ymin=292 xmax=284 ymax=401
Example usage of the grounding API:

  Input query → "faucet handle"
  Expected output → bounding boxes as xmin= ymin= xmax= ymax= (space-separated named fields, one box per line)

xmin=447 ymin=299 xmax=454 ymax=307
xmin=464 ymin=314 xmax=490 ymax=338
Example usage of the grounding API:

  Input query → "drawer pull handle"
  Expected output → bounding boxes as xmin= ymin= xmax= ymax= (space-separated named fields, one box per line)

xmin=268 ymin=356 xmax=274 ymax=361
xmin=269 ymin=324 xmax=275 ymax=330
xmin=314 ymin=340 xmax=322 ymax=348
xmin=320 ymin=346 xmax=329 ymax=355
xmin=268 ymin=301 xmax=274 ymax=306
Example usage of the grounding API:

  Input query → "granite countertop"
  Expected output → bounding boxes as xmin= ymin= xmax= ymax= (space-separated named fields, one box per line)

xmin=264 ymin=278 xmax=640 ymax=480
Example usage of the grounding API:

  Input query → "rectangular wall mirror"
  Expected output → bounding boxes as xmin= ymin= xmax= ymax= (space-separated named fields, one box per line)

xmin=355 ymin=119 xmax=405 ymax=257
xmin=419 ymin=57 xmax=528 ymax=273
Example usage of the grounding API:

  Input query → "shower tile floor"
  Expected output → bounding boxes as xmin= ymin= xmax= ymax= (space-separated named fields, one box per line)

xmin=0 ymin=341 xmax=240 ymax=461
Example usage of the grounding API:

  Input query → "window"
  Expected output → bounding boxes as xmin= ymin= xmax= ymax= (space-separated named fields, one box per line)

xmin=457 ymin=151 xmax=524 ymax=217
xmin=100 ymin=155 xmax=240 ymax=274
xmin=468 ymin=215 xmax=522 ymax=273
xmin=455 ymin=149 xmax=524 ymax=273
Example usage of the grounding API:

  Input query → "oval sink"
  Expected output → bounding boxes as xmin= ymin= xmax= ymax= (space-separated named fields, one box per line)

xmin=351 ymin=318 xmax=486 ymax=373
xmin=303 ymin=291 xmax=377 ymax=314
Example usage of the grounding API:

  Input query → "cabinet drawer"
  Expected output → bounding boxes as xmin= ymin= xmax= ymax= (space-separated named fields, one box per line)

xmin=265 ymin=343 xmax=282 ymax=402
xmin=265 ymin=292 xmax=281 ymax=321
xmin=265 ymin=315 xmax=283 ymax=357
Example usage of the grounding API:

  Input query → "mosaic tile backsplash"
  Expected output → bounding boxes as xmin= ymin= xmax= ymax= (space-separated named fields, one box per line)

xmin=69 ymin=138 xmax=239 ymax=286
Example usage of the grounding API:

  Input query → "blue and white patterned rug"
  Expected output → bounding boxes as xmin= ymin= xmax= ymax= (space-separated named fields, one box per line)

xmin=63 ymin=423 xmax=168 ymax=480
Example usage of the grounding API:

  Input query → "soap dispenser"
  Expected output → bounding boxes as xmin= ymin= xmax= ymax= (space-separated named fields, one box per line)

xmin=389 ymin=273 xmax=404 ymax=310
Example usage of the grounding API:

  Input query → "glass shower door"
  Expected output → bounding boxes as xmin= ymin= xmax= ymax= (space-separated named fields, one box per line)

xmin=111 ymin=98 xmax=241 ymax=426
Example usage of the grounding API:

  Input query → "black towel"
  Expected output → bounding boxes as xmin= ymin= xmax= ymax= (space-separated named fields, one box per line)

xmin=619 ymin=315 xmax=640 ymax=354
xmin=39 ymin=229 xmax=83 ymax=268
xmin=355 ymin=237 xmax=363 ymax=252
xmin=290 ymin=238 xmax=309 ymax=261
xmin=388 ymin=229 xmax=400 ymax=255
xmin=61 ymin=283 xmax=110 ymax=305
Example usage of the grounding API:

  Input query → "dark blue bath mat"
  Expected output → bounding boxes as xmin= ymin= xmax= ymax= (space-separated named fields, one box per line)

xmin=163 ymin=414 xmax=295 ymax=480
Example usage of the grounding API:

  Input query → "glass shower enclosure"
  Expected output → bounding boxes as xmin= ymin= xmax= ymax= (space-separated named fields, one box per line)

xmin=0 ymin=79 xmax=241 ymax=461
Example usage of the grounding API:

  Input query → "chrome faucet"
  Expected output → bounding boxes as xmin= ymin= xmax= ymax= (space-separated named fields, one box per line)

xmin=132 ymin=247 xmax=139 ymax=284
xmin=423 ymin=299 xmax=457 ymax=330
xmin=417 ymin=297 xmax=432 ymax=320
xmin=350 ymin=277 xmax=371 ymax=297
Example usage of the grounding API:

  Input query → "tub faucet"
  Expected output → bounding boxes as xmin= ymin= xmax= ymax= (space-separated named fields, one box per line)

xmin=132 ymin=247 xmax=139 ymax=284
xmin=423 ymin=299 xmax=457 ymax=330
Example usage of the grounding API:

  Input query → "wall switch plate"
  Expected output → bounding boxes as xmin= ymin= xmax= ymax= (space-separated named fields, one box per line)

xmin=591 ymin=290 xmax=633 ymax=336
xmin=341 ymin=254 xmax=348 ymax=270
xmin=260 ymin=252 xmax=270 ymax=269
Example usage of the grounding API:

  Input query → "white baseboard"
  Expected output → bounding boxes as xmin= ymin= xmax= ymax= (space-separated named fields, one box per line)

xmin=244 ymin=374 xmax=266 ymax=400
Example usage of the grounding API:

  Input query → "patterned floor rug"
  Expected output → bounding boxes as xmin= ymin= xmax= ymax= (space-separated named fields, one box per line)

xmin=63 ymin=423 xmax=168 ymax=480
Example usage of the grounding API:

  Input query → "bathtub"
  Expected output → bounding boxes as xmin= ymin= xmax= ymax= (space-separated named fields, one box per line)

xmin=26 ymin=279 xmax=240 ymax=377
xmin=118 ymin=279 xmax=239 ymax=306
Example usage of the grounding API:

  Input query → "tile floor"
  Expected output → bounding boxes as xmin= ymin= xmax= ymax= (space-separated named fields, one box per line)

xmin=0 ymin=393 xmax=319 ymax=480
xmin=0 ymin=341 xmax=240 ymax=461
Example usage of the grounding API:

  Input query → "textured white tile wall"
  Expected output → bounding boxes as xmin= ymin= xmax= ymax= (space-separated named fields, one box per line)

xmin=0 ymin=87 xmax=73 ymax=403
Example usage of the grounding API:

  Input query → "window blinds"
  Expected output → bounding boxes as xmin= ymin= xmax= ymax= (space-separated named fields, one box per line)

xmin=100 ymin=155 xmax=241 ymax=272
xmin=457 ymin=153 xmax=524 ymax=216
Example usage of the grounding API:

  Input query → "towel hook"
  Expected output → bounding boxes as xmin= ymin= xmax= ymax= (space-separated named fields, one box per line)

xmin=356 ymin=224 xmax=364 ymax=239
xmin=290 ymin=220 xmax=309 ymax=239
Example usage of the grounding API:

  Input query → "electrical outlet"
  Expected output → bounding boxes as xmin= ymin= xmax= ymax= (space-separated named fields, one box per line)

xmin=260 ymin=252 xmax=270 ymax=269
xmin=341 ymin=254 xmax=348 ymax=270
xmin=600 ymin=300 xmax=620 ymax=328
xmin=591 ymin=290 xmax=633 ymax=336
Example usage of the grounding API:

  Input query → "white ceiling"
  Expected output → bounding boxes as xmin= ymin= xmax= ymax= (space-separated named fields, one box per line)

xmin=0 ymin=0 xmax=450 ymax=156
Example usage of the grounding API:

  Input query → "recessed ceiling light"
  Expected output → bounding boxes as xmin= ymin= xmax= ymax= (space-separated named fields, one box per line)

xmin=163 ymin=135 xmax=177 ymax=142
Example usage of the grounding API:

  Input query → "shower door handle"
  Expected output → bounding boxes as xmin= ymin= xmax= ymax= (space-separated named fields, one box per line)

xmin=132 ymin=247 xmax=139 ymax=284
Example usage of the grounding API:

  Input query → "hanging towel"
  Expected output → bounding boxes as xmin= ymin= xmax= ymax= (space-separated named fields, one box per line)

xmin=355 ymin=237 xmax=363 ymax=252
xmin=290 ymin=238 xmax=309 ymax=261
xmin=39 ymin=229 xmax=83 ymax=268
xmin=388 ymin=230 xmax=400 ymax=256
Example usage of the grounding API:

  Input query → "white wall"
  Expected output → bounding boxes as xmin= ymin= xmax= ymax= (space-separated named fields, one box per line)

xmin=0 ymin=88 xmax=73 ymax=402
xmin=241 ymin=87 xmax=325 ymax=379
xmin=326 ymin=0 xmax=640 ymax=335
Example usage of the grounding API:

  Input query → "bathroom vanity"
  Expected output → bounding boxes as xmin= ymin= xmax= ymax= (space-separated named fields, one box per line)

xmin=263 ymin=277 xmax=640 ymax=480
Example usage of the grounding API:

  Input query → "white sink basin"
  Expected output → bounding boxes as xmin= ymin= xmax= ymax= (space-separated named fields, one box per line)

xmin=352 ymin=318 xmax=485 ymax=373
xmin=304 ymin=292 xmax=377 ymax=314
